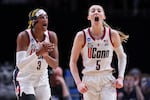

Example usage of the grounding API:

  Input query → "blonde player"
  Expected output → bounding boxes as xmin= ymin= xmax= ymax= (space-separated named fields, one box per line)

xmin=69 ymin=4 xmax=129 ymax=100
xmin=13 ymin=8 xmax=59 ymax=100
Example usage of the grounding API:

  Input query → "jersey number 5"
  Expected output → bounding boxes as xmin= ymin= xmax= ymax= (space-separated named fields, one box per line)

xmin=96 ymin=60 xmax=101 ymax=70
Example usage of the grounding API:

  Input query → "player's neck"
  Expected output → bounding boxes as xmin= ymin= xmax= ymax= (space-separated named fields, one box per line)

xmin=90 ymin=26 xmax=104 ymax=39
xmin=91 ymin=22 xmax=103 ymax=34
xmin=31 ymin=28 xmax=45 ymax=42
xmin=90 ymin=25 xmax=104 ymax=35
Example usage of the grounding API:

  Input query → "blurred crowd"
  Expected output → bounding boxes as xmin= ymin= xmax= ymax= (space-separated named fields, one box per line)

xmin=117 ymin=67 xmax=150 ymax=100
xmin=0 ymin=61 xmax=16 ymax=100
xmin=0 ymin=61 xmax=150 ymax=100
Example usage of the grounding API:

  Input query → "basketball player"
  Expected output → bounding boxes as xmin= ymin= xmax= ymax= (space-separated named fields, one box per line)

xmin=13 ymin=8 xmax=59 ymax=100
xmin=69 ymin=5 xmax=129 ymax=100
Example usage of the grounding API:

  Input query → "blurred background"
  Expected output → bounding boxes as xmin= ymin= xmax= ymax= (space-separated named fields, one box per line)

xmin=0 ymin=0 xmax=150 ymax=100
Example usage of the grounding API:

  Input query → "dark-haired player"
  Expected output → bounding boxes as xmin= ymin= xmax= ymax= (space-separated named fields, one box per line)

xmin=13 ymin=8 xmax=59 ymax=100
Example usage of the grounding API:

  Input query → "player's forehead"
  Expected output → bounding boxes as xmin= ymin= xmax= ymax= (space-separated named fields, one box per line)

xmin=37 ymin=14 xmax=48 ymax=19
xmin=89 ymin=5 xmax=103 ymax=11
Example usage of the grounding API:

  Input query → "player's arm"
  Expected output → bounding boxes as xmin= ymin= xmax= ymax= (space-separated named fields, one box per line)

xmin=111 ymin=29 xmax=127 ymax=89
xmin=16 ymin=31 xmax=38 ymax=70
xmin=111 ymin=29 xmax=127 ymax=79
xmin=43 ymin=31 xmax=59 ymax=69
xmin=69 ymin=31 xmax=84 ymax=85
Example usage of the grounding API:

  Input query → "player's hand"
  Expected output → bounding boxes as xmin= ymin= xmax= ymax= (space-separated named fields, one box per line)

xmin=36 ymin=42 xmax=54 ymax=56
xmin=42 ymin=42 xmax=55 ymax=52
xmin=77 ymin=82 xmax=88 ymax=94
xmin=116 ymin=77 xmax=124 ymax=89
xmin=36 ymin=42 xmax=46 ymax=56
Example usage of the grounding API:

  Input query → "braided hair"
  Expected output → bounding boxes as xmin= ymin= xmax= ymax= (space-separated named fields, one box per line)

xmin=27 ymin=8 xmax=41 ymax=29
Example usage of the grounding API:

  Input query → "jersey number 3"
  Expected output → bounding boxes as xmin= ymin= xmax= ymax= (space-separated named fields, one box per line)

xmin=37 ymin=61 xmax=41 ymax=70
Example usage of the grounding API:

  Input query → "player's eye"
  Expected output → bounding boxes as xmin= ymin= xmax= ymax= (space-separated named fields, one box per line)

xmin=38 ymin=15 xmax=48 ymax=19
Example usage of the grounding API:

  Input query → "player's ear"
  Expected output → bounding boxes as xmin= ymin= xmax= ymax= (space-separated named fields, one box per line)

xmin=87 ymin=15 xmax=90 ymax=20
xmin=103 ymin=15 xmax=106 ymax=20
xmin=103 ymin=12 xmax=106 ymax=20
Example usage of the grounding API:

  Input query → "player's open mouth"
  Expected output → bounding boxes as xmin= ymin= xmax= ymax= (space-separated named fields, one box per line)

xmin=43 ymin=23 xmax=47 ymax=26
xmin=94 ymin=17 xmax=99 ymax=21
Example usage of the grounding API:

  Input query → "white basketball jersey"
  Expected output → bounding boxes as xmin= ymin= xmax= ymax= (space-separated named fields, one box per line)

xmin=16 ymin=29 xmax=50 ymax=83
xmin=81 ymin=27 xmax=114 ymax=74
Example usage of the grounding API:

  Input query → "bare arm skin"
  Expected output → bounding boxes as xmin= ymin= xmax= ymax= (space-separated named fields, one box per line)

xmin=43 ymin=31 xmax=59 ymax=69
xmin=16 ymin=31 xmax=29 ymax=52
xmin=69 ymin=31 xmax=88 ymax=94
xmin=111 ymin=29 xmax=122 ymax=48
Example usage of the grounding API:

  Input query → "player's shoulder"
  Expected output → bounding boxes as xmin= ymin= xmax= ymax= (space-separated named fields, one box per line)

xmin=16 ymin=29 xmax=30 ymax=45
xmin=77 ymin=30 xmax=84 ymax=35
xmin=48 ymin=30 xmax=57 ymax=37
xmin=47 ymin=29 xmax=57 ymax=34
xmin=73 ymin=30 xmax=85 ymax=44
xmin=17 ymin=29 xmax=29 ymax=39
xmin=76 ymin=27 xmax=88 ymax=37
xmin=110 ymin=29 xmax=120 ymax=38
xmin=111 ymin=29 xmax=119 ymax=35
xmin=75 ymin=30 xmax=84 ymax=39
xmin=110 ymin=29 xmax=121 ymax=46
xmin=47 ymin=30 xmax=58 ymax=43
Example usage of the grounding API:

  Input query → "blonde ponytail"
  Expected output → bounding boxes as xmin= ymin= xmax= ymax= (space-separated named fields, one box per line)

xmin=103 ymin=21 xmax=129 ymax=43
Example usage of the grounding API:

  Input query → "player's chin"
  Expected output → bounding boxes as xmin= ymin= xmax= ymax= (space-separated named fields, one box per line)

xmin=42 ymin=26 xmax=47 ymax=31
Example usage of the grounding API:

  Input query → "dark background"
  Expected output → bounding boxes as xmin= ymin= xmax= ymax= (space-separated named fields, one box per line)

xmin=0 ymin=0 xmax=150 ymax=73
